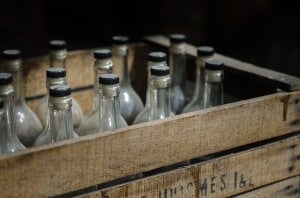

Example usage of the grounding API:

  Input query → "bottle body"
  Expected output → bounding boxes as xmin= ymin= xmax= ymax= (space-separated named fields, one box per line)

xmin=34 ymin=85 xmax=78 ymax=146
xmin=169 ymin=41 xmax=187 ymax=114
xmin=1 ymin=53 xmax=42 ymax=147
xmin=0 ymin=76 xmax=25 ymax=154
xmin=112 ymin=40 xmax=144 ymax=124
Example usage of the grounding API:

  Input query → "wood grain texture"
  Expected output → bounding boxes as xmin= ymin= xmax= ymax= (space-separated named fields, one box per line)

xmin=82 ymin=135 xmax=300 ymax=198
xmin=0 ymin=91 xmax=300 ymax=197
xmin=144 ymin=35 xmax=300 ymax=91
xmin=234 ymin=176 xmax=300 ymax=198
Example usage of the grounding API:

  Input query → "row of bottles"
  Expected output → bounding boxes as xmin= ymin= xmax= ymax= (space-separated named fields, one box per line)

xmin=0 ymin=34 xmax=224 ymax=155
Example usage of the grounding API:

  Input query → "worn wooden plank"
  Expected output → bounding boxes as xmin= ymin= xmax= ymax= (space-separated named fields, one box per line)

xmin=233 ymin=176 xmax=300 ymax=198
xmin=81 ymin=135 xmax=300 ymax=198
xmin=144 ymin=35 xmax=300 ymax=91
xmin=0 ymin=91 xmax=300 ymax=197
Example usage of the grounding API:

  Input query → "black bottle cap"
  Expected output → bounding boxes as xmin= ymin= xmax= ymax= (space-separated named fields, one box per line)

xmin=49 ymin=85 xmax=71 ymax=97
xmin=112 ymin=36 xmax=129 ymax=45
xmin=205 ymin=60 xmax=224 ymax=70
xmin=94 ymin=49 xmax=112 ymax=59
xmin=197 ymin=46 xmax=214 ymax=57
xmin=99 ymin=74 xmax=119 ymax=85
xmin=46 ymin=68 xmax=66 ymax=78
xmin=148 ymin=52 xmax=167 ymax=62
xmin=49 ymin=40 xmax=67 ymax=50
xmin=151 ymin=65 xmax=170 ymax=76
xmin=0 ymin=73 xmax=13 ymax=85
xmin=169 ymin=34 xmax=186 ymax=43
xmin=0 ymin=97 xmax=3 ymax=108
xmin=2 ymin=49 xmax=21 ymax=60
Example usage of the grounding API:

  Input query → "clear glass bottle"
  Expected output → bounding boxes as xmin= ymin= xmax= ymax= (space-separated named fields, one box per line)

xmin=1 ymin=49 xmax=42 ymax=147
xmin=36 ymin=67 xmax=83 ymax=130
xmin=77 ymin=49 xmax=113 ymax=136
xmin=203 ymin=60 xmax=224 ymax=109
xmin=182 ymin=46 xmax=215 ymax=113
xmin=34 ymin=85 xmax=78 ymax=146
xmin=169 ymin=34 xmax=187 ymax=114
xmin=133 ymin=52 xmax=167 ymax=124
xmin=0 ymin=97 xmax=4 ymax=154
xmin=98 ymin=74 xmax=127 ymax=132
xmin=150 ymin=66 xmax=172 ymax=120
xmin=112 ymin=36 xmax=144 ymax=124
xmin=0 ymin=73 xmax=25 ymax=153
xmin=47 ymin=40 xmax=84 ymax=128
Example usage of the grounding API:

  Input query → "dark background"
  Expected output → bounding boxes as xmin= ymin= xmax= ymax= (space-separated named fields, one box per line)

xmin=0 ymin=0 xmax=299 ymax=77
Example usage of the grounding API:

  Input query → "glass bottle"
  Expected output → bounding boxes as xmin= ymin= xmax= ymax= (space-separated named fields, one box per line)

xmin=169 ymin=34 xmax=187 ymax=114
xmin=112 ymin=36 xmax=144 ymax=124
xmin=150 ymin=66 xmax=172 ymax=120
xmin=1 ymin=49 xmax=42 ymax=147
xmin=77 ymin=49 xmax=113 ymax=136
xmin=34 ymin=85 xmax=78 ymax=146
xmin=133 ymin=52 xmax=167 ymax=124
xmin=203 ymin=60 xmax=224 ymax=109
xmin=98 ymin=74 xmax=127 ymax=132
xmin=182 ymin=46 xmax=215 ymax=113
xmin=47 ymin=40 xmax=84 ymax=128
xmin=0 ymin=73 xmax=25 ymax=153
xmin=0 ymin=97 xmax=4 ymax=154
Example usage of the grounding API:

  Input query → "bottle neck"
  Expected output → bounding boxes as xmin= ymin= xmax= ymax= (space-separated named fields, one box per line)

xmin=169 ymin=43 xmax=186 ymax=85
xmin=50 ymin=50 xmax=67 ymax=68
xmin=98 ymin=85 xmax=122 ymax=132
xmin=93 ymin=59 xmax=113 ymax=110
xmin=49 ymin=96 xmax=73 ymax=142
xmin=113 ymin=45 xmax=130 ymax=85
xmin=150 ymin=76 xmax=171 ymax=120
xmin=194 ymin=56 xmax=212 ymax=100
xmin=203 ymin=70 xmax=224 ymax=108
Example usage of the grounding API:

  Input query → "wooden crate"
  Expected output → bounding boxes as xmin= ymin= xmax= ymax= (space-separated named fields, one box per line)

xmin=0 ymin=35 xmax=300 ymax=197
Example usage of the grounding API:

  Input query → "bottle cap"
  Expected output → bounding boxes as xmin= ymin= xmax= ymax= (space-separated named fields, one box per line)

xmin=112 ymin=36 xmax=129 ymax=45
xmin=49 ymin=40 xmax=66 ymax=50
xmin=197 ymin=46 xmax=214 ymax=57
xmin=49 ymin=85 xmax=71 ymax=97
xmin=0 ymin=73 xmax=13 ymax=85
xmin=94 ymin=49 xmax=112 ymax=59
xmin=0 ymin=97 xmax=3 ymax=108
xmin=99 ymin=74 xmax=119 ymax=85
xmin=2 ymin=49 xmax=21 ymax=60
xmin=148 ymin=52 xmax=167 ymax=62
xmin=46 ymin=68 xmax=66 ymax=78
xmin=205 ymin=60 xmax=224 ymax=70
xmin=169 ymin=34 xmax=186 ymax=43
xmin=151 ymin=65 xmax=170 ymax=76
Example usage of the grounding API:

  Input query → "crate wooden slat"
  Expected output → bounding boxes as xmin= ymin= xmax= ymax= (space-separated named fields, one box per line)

xmin=80 ymin=134 xmax=300 ymax=198
xmin=0 ymin=91 xmax=300 ymax=197
xmin=234 ymin=176 xmax=300 ymax=198
xmin=144 ymin=35 xmax=300 ymax=91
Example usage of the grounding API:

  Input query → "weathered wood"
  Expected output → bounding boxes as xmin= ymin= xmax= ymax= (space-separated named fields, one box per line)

xmin=233 ymin=176 xmax=300 ymax=198
xmin=81 ymin=135 xmax=300 ymax=198
xmin=0 ymin=91 xmax=300 ymax=197
xmin=144 ymin=35 xmax=300 ymax=91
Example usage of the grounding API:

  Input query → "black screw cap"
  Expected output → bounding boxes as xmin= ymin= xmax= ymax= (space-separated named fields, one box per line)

xmin=49 ymin=85 xmax=71 ymax=97
xmin=2 ymin=49 xmax=21 ymax=60
xmin=46 ymin=68 xmax=66 ymax=78
xmin=205 ymin=60 xmax=224 ymax=70
xmin=99 ymin=74 xmax=119 ymax=85
xmin=0 ymin=73 xmax=13 ymax=85
xmin=169 ymin=34 xmax=186 ymax=43
xmin=151 ymin=65 xmax=170 ymax=76
xmin=112 ymin=36 xmax=129 ymax=45
xmin=94 ymin=49 xmax=112 ymax=59
xmin=197 ymin=46 xmax=214 ymax=57
xmin=49 ymin=40 xmax=66 ymax=50
xmin=148 ymin=52 xmax=167 ymax=62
